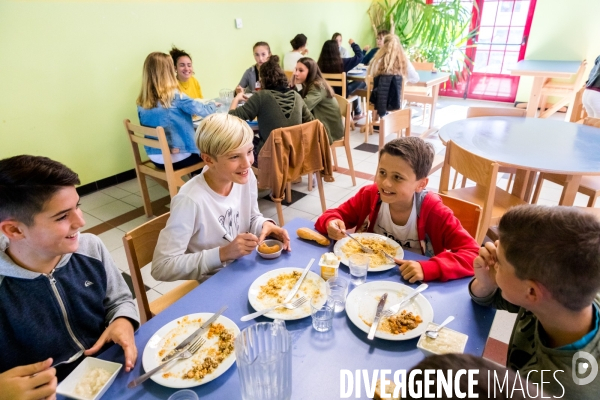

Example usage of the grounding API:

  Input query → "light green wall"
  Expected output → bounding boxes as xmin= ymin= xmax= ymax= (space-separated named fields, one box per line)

xmin=515 ymin=0 xmax=600 ymax=102
xmin=0 ymin=0 xmax=372 ymax=185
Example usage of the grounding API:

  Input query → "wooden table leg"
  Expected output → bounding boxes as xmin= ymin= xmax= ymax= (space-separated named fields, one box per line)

xmin=558 ymin=174 xmax=583 ymax=206
xmin=428 ymin=84 xmax=441 ymax=128
xmin=526 ymin=76 xmax=546 ymax=118
xmin=511 ymin=169 xmax=531 ymax=201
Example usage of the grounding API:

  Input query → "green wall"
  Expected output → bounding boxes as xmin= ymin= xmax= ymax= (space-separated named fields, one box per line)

xmin=0 ymin=0 xmax=372 ymax=185
xmin=515 ymin=0 xmax=600 ymax=101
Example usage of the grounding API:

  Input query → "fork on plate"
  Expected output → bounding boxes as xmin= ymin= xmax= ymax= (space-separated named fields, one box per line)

xmin=240 ymin=296 xmax=307 ymax=322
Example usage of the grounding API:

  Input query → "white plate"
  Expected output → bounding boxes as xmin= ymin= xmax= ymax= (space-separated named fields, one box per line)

xmin=248 ymin=267 xmax=327 ymax=320
xmin=345 ymin=281 xmax=433 ymax=340
xmin=333 ymin=233 xmax=404 ymax=272
xmin=347 ymin=70 xmax=363 ymax=75
xmin=141 ymin=313 xmax=239 ymax=388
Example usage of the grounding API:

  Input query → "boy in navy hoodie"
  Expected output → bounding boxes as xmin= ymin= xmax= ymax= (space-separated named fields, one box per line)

xmin=0 ymin=155 xmax=139 ymax=396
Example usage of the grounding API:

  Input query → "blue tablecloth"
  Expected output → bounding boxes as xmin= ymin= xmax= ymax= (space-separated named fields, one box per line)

xmin=95 ymin=218 xmax=494 ymax=399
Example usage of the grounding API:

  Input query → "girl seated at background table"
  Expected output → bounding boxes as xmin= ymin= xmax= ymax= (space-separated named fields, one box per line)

xmin=332 ymin=32 xmax=348 ymax=58
xmin=283 ymin=33 xmax=308 ymax=72
xmin=361 ymin=29 xmax=389 ymax=66
xmin=367 ymin=34 xmax=419 ymax=118
xmin=229 ymin=55 xmax=314 ymax=159
xmin=137 ymin=52 xmax=216 ymax=170
xmin=292 ymin=57 xmax=344 ymax=144
xmin=318 ymin=39 xmax=364 ymax=116
xmin=151 ymin=114 xmax=290 ymax=282
xmin=236 ymin=41 xmax=271 ymax=94
xmin=170 ymin=46 xmax=203 ymax=99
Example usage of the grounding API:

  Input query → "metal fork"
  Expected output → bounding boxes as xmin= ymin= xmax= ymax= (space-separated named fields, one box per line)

xmin=240 ymin=296 xmax=307 ymax=321
xmin=128 ymin=337 xmax=206 ymax=388
xmin=336 ymin=223 xmax=373 ymax=254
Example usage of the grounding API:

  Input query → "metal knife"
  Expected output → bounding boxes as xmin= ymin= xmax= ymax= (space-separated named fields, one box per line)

xmin=387 ymin=283 xmax=428 ymax=315
xmin=161 ymin=305 xmax=227 ymax=362
xmin=367 ymin=293 xmax=388 ymax=340
xmin=283 ymin=258 xmax=315 ymax=304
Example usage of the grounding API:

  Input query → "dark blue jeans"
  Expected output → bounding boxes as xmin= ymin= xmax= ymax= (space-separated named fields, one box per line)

xmin=348 ymin=81 xmax=367 ymax=115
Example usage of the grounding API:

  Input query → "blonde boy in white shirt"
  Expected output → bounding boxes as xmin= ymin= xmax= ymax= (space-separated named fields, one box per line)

xmin=152 ymin=114 xmax=290 ymax=282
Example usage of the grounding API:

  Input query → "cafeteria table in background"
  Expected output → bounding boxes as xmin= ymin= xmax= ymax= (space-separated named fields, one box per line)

xmin=89 ymin=218 xmax=494 ymax=400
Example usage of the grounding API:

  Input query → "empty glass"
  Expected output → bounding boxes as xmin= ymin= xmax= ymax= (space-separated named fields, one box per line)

xmin=168 ymin=389 xmax=199 ymax=400
xmin=235 ymin=319 xmax=292 ymax=400
xmin=348 ymin=254 xmax=369 ymax=285
xmin=310 ymin=295 xmax=335 ymax=332
xmin=219 ymin=88 xmax=234 ymax=106
xmin=327 ymin=276 xmax=348 ymax=312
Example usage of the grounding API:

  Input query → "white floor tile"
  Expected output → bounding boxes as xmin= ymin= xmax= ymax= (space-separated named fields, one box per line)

xmin=110 ymin=246 xmax=130 ymax=273
xmin=331 ymin=154 xmax=350 ymax=169
xmin=148 ymin=184 xmax=170 ymax=201
xmin=98 ymin=228 xmax=126 ymax=252
xmin=145 ymin=289 xmax=162 ymax=303
xmin=330 ymin=173 xmax=368 ymax=189
xmin=350 ymin=149 xmax=372 ymax=162
xmin=354 ymin=160 xmax=378 ymax=175
xmin=101 ymin=186 xmax=132 ymax=200
xmin=118 ymin=215 xmax=155 ymax=234
xmin=79 ymin=192 xmax=117 ymax=212
xmin=153 ymin=280 xmax=187 ymax=295
xmin=82 ymin=212 xmax=103 ymax=230
xmin=115 ymin=179 xmax=142 ymax=194
xmin=258 ymin=199 xmax=287 ymax=219
xmin=120 ymin=193 xmax=145 ymax=208
xmin=140 ymin=264 xmax=161 ymax=289
xmin=307 ymin=184 xmax=353 ymax=203
xmin=289 ymin=196 xmax=335 ymax=215
xmin=85 ymin=201 xmax=136 ymax=221
xmin=280 ymin=208 xmax=317 ymax=225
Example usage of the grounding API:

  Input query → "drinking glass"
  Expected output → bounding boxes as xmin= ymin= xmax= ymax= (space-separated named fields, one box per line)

xmin=348 ymin=254 xmax=369 ymax=285
xmin=235 ymin=320 xmax=292 ymax=400
xmin=310 ymin=295 xmax=335 ymax=332
xmin=326 ymin=276 xmax=348 ymax=312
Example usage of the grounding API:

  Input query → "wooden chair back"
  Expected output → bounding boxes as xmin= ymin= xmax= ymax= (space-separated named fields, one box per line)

xmin=284 ymin=70 xmax=294 ymax=82
xmin=584 ymin=117 xmax=600 ymax=128
xmin=322 ymin=72 xmax=347 ymax=98
xmin=332 ymin=94 xmax=356 ymax=186
xmin=123 ymin=212 xmax=199 ymax=324
xmin=439 ymin=141 xmax=499 ymax=243
xmin=123 ymin=119 xmax=204 ymax=217
xmin=437 ymin=194 xmax=482 ymax=240
xmin=466 ymin=107 xmax=527 ymax=118
xmin=411 ymin=62 xmax=435 ymax=71
xmin=570 ymin=86 xmax=589 ymax=122
xmin=379 ymin=108 xmax=412 ymax=150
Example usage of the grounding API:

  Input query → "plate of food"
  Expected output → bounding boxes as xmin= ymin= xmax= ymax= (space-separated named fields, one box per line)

xmin=248 ymin=267 xmax=327 ymax=320
xmin=333 ymin=232 xmax=403 ymax=272
xmin=345 ymin=281 xmax=433 ymax=340
xmin=141 ymin=313 xmax=239 ymax=388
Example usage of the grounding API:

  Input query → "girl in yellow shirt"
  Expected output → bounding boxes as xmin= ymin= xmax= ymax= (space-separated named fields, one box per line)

xmin=170 ymin=46 xmax=203 ymax=99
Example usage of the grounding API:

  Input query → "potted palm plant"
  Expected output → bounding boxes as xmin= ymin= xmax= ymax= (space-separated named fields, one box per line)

xmin=367 ymin=0 xmax=479 ymax=86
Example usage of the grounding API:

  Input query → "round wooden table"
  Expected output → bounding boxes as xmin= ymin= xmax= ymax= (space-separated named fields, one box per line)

xmin=437 ymin=116 xmax=600 ymax=205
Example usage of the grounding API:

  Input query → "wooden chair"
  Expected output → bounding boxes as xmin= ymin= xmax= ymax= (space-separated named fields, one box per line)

xmin=539 ymin=60 xmax=587 ymax=120
xmin=405 ymin=62 xmax=435 ymax=126
xmin=451 ymin=107 xmax=527 ymax=191
xmin=123 ymin=119 xmax=205 ymax=217
xmin=439 ymin=141 xmax=526 ymax=244
xmin=437 ymin=193 xmax=482 ymax=240
xmin=532 ymin=117 xmax=600 ymax=208
xmin=378 ymin=108 xmax=411 ymax=150
xmin=122 ymin=213 xmax=199 ymax=324
xmin=323 ymin=72 xmax=359 ymax=128
xmin=331 ymin=94 xmax=357 ymax=186
xmin=569 ymin=86 xmax=589 ymax=123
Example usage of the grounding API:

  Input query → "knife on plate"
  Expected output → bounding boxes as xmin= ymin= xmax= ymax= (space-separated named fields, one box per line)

xmin=386 ymin=283 xmax=428 ymax=316
xmin=161 ymin=305 xmax=227 ymax=362
xmin=367 ymin=293 xmax=388 ymax=340
xmin=282 ymin=258 xmax=315 ymax=303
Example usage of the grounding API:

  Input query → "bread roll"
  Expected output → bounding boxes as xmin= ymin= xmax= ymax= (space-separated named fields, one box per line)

xmin=258 ymin=242 xmax=280 ymax=254
xmin=296 ymin=227 xmax=330 ymax=246
xmin=373 ymin=379 xmax=399 ymax=400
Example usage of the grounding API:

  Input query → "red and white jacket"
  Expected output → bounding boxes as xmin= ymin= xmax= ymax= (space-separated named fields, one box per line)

xmin=314 ymin=184 xmax=478 ymax=281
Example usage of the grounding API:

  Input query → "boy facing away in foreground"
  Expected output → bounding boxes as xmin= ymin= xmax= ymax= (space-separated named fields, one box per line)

xmin=0 ymin=155 xmax=139 ymax=398
xmin=315 ymin=137 xmax=479 ymax=282
xmin=152 ymin=113 xmax=290 ymax=282
xmin=470 ymin=205 xmax=600 ymax=398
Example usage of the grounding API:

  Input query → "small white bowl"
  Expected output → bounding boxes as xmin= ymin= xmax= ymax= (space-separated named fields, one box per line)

xmin=417 ymin=322 xmax=468 ymax=357
xmin=57 ymin=357 xmax=122 ymax=400
xmin=256 ymin=239 xmax=284 ymax=259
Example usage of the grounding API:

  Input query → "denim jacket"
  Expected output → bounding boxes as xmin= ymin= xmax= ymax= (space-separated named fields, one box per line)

xmin=137 ymin=91 xmax=216 ymax=156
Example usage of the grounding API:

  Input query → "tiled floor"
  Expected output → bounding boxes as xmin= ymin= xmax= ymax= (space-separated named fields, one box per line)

xmin=80 ymin=97 xmax=599 ymax=363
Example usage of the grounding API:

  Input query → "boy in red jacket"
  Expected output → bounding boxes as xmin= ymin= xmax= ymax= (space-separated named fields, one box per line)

xmin=315 ymin=137 xmax=478 ymax=282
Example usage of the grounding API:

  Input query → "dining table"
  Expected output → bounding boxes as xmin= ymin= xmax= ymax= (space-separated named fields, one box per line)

xmin=510 ymin=60 xmax=582 ymax=118
xmin=437 ymin=116 xmax=600 ymax=205
xmin=89 ymin=218 xmax=494 ymax=400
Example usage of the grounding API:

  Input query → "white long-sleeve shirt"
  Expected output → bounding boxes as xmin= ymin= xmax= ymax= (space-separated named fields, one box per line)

xmin=152 ymin=168 xmax=271 ymax=282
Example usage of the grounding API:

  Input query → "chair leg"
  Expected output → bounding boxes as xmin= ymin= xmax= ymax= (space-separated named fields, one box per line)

xmin=588 ymin=193 xmax=599 ymax=207
xmin=344 ymin=142 xmax=357 ymax=186
xmin=531 ymin=173 xmax=545 ymax=204
xmin=364 ymin=111 xmax=370 ymax=143
xmin=331 ymin=147 xmax=339 ymax=171
xmin=276 ymin=201 xmax=285 ymax=226
xmin=451 ymin=170 xmax=459 ymax=190
xmin=378 ymin=125 xmax=385 ymax=151
xmin=316 ymin=171 xmax=327 ymax=212
xmin=308 ymin=173 xmax=314 ymax=192
xmin=286 ymin=182 xmax=292 ymax=204
xmin=137 ymin=172 xmax=153 ymax=218
xmin=506 ymin=173 xmax=514 ymax=192
xmin=460 ymin=176 xmax=467 ymax=188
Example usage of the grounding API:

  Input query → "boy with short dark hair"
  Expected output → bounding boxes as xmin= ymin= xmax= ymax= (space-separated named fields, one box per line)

xmin=470 ymin=205 xmax=600 ymax=398
xmin=315 ymin=137 xmax=478 ymax=282
xmin=0 ymin=155 xmax=139 ymax=391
